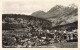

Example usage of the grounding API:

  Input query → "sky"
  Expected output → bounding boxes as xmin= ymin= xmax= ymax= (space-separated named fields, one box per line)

xmin=2 ymin=0 xmax=78 ymax=15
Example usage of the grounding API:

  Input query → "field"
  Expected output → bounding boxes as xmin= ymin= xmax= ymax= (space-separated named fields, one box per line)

xmin=50 ymin=42 xmax=77 ymax=48
xmin=32 ymin=42 xmax=78 ymax=48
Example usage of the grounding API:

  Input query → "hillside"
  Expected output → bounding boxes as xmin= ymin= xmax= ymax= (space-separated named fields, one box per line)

xmin=2 ymin=14 xmax=52 ymax=30
xmin=52 ymin=21 xmax=78 ymax=31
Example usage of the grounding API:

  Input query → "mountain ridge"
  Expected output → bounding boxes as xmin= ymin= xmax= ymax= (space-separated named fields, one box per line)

xmin=31 ymin=4 xmax=78 ymax=27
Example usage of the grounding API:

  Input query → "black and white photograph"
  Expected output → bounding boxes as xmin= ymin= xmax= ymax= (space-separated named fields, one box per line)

xmin=2 ymin=0 xmax=78 ymax=48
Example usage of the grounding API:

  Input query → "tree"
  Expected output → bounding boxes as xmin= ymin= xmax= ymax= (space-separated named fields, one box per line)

xmin=5 ymin=17 xmax=12 ymax=23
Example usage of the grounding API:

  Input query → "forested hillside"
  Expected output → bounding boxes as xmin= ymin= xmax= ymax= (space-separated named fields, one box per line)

xmin=2 ymin=14 xmax=52 ymax=30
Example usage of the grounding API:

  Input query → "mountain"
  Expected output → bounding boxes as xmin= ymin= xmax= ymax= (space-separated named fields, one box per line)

xmin=45 ymin=5 xmax=77 ymax=18
xmin=44 ymin=5 xmax=65 ymax=18
xmin=31 ymin=10 xmax=46 ymax=18
xmin=31 ymin=4 xmax=78 ymax=27
xmin=48 ymin=5 xmax=78 ymax=26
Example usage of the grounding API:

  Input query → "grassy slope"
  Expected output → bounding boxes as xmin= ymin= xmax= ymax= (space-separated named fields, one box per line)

xmin=50 ymin=42 xmax=78 ymax=48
